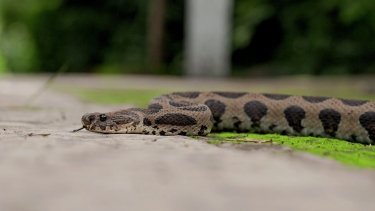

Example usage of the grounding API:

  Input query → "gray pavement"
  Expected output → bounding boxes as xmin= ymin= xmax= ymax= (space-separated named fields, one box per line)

xmin=0 ymin=75 xmax=375 ymax=211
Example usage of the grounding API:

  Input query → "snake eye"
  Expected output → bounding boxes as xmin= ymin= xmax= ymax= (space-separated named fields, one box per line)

xmin=99 ymin=114 xmax=107 ymax=122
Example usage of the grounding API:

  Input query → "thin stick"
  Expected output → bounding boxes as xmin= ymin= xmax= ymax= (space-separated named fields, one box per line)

xmin=24 ymin=62 xmax=70 ymax=106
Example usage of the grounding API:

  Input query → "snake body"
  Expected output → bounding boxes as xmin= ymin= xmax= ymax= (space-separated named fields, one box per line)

xmin=81 ymin=92 xmax=375 ymax=144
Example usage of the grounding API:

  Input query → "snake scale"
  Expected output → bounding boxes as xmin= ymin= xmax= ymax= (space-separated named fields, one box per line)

xmin=79 ymin=92 xmax=375 ymax=144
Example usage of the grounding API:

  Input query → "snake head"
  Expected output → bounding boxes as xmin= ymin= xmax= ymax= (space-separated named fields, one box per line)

xmin=81 ymin=110 xmax=141 ymax=133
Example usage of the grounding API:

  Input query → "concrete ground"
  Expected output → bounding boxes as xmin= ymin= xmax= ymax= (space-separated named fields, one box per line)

xmin=0 ymin=74 xmax=375 ymax=211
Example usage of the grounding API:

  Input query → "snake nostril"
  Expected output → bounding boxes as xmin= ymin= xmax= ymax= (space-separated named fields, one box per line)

xmin=82 ymin=113 xmax=96 ymax=125
xmin=89 ymin=115 xmax=96 ymax=122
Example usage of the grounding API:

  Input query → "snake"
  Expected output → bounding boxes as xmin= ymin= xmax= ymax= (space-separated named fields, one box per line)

xmin=77 ymin=92 xmax=375 ymax=144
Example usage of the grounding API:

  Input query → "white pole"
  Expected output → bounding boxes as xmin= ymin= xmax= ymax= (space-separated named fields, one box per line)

xmin=185 ymin=0 xmax=233 ymax=77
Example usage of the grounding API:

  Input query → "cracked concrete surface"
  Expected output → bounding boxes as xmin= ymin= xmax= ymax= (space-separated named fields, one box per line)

xmin=0 ymin=75 xmax=374 ymax=211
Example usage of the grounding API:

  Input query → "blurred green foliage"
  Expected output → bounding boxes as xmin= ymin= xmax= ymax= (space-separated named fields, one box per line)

xmin=33 ymin=0 xmax=150 ymax=73
xmin=0 ymin=0 xmax=374 ymax=75
xmin=233 ymin=0 xmax=375 ymax=75
xmin=0 ymin=0 xmax=57 ymax=72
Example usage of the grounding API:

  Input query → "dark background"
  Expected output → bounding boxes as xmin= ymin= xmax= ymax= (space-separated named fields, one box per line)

xmin=0 ymin=0 xmax=374 ymax=76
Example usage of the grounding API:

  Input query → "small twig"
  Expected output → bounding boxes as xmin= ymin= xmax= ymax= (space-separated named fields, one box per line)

xmin=27 ymin=133 xmax=50 ymax=137
xmin=24 ymin=62 xmax=70 ymax=106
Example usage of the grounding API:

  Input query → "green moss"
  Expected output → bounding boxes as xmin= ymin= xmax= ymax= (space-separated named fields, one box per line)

xmin=208 ymin=132 xmax=375 ymax=169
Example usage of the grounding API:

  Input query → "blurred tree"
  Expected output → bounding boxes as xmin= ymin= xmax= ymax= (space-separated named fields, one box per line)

xmin=147 ymin=0 xmax=167 ymax=73
xmin=26 ymin=0 xmax=182 ymax=74
xmin=0 ymin=0 xmax=374 ymax=75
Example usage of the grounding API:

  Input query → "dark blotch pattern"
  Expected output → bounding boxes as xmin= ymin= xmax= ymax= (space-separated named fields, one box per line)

xmin=129 ymin=108 xmax=159 ymax=115
xmin=143 ymin=118 xmax=152 ymax=126
xmin=99 ymin=124 xmax=106 ymax=131
xmin=244 ymin=101 xmax=268 ymax=127
xmin=198 ymin=125 xmax=208 ymax=135
xmin=160 ymin=130 xmax=165 ymax=135
xmin=263 ymin=94 xmax=290 ymax=100
xmin=359 ymin=111 xmax=375 ymax=143
xmin=178 ymin=106 xmax=207 ymax=112
xmin=148 ymin=103 xmax=163 ymax=110
xmin=169 ymin=101 xmax=193 ymax=107
xmin=232 ymin=117 xmax=242 ymax=131
xmin=152 ymin=95 xmax=173 ymax=101
xmin=155 ymin=113 xmax=197 ymax=126
xmin=341 ymin=99 xmax=368 ymax=106
xmin=213 ymin=92 xmax=247 ymax=98
xmin=269 ymin=124 xmax=276 ymax=131
xmin=113 ymin=116 xmax=134 ymax=125
xmin=284 ymin=106 xmax=306 ymax=133
xmin=302 ymin=96 xmax=329 ymax=103
xmin=204 ymin=99 xmax=226 ymax=126
xmin=319 ymin=109 xmax=341 ymax=137
xmin=178 ymin=131 xmax=187 ymax=136
xmin=169 ymin=128 xmax=178 ymax=133
xmin=174 ymin=92 xmax=201 ymax=98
